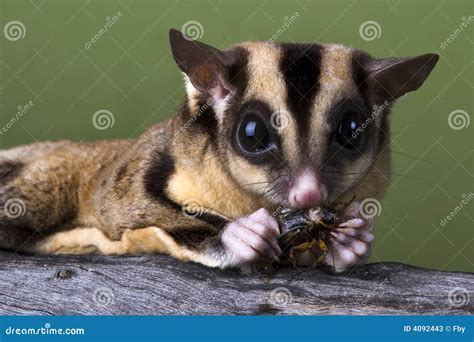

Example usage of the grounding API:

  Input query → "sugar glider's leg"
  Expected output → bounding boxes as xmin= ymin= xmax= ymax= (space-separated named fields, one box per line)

xmin=32 ymin=208 xmax=282 ymax=270
xmin=32 ymin=226 xmax=213 ymax=264
xmin=323 ymin=201 xmax=374 ymax=272
xmin=32 ymin=228 xmax=126 ymax=255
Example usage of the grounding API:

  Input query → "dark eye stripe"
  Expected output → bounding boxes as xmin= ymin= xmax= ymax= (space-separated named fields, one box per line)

xmin=230 ymin=100 xmax=286 ymax=168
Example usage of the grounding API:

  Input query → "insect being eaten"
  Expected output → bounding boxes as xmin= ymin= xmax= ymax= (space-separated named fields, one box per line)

xmin=277 ymin=201 xmax=353 ymax=268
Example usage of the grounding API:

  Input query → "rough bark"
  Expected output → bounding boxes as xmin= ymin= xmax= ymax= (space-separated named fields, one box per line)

xmin=0 ymin=253 xmax=472 ymax=315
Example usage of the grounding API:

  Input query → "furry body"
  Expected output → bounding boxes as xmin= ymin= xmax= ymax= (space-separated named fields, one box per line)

xmin=0 ymin=30 xmax=438 ymax=271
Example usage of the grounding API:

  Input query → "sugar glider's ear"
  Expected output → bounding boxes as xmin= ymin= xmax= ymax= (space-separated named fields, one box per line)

xmin=169 ymin=29 xmax=232 ymax=101
xmin=366 ymin=53 xmax=439 ymax=101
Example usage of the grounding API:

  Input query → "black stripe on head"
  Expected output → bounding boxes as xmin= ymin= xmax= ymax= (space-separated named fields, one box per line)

xmin=280 ymin=43 xmax=322 ymax=140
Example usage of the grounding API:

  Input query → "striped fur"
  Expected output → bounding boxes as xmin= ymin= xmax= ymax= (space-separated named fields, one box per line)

xmin=0 ymin=30 xmax=438 ymax=269
xmin=186 ymin=40 xmax=390 ymax=207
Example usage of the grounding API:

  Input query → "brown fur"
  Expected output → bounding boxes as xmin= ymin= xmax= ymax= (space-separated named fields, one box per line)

xmin=0 ymin=30 xmax=438 ymax=268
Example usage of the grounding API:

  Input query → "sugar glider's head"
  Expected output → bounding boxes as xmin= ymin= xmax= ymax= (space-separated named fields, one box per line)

xmin=169 ymin=29 xmax=438 ymax=209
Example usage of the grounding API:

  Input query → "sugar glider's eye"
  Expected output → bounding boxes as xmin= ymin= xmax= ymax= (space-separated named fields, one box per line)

xmin=237 ymin=114 xmax=272 ymax=153
xmin=336 ymin=114 xmax=362 ymax=150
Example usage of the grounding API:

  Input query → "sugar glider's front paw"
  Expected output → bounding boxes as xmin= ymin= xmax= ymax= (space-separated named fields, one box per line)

xmin=323 ymin=201 xmax=374 ymax=273
xmin=220 ymin=208 xmax=281 ymax=269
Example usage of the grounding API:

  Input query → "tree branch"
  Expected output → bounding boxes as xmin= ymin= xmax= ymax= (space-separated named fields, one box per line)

xmin=0 ymin=253 xmax=472 ymax=315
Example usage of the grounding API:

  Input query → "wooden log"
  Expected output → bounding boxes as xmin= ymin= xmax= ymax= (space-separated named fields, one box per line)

xmin=0 ymin=252 xmax=472 ymax=315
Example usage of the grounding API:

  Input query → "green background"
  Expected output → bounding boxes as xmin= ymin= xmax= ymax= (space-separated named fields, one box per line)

xmin=0 ymin=0 xmax=472 ymax=272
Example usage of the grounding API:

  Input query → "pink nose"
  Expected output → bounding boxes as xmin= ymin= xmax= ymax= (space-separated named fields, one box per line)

xmin=288 ymin=171 xmax=327 ymax=209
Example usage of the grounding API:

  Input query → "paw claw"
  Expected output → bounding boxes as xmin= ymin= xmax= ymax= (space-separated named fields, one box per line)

xmin=339 ymin=218 xmax=366 ymax=228
xmin=324 ymin=201 xmax=375 ymax=271
xmin=221 ymin=208 xmax=281 ymax=268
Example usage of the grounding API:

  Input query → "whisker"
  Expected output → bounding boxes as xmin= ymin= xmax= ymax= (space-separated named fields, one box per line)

xmin=325 ymin=170 xmax=431 ymax=183
xmin=391 ymin=131 xmax=430 ymax=135
xmin=390 ymin=149 xmax=442 ymax=169
xmin=218 ymin=181 xmax=270 ymax=198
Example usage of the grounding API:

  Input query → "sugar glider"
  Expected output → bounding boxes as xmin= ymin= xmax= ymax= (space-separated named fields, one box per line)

xmin=0 ymin=29 xmax=438 ymax=272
